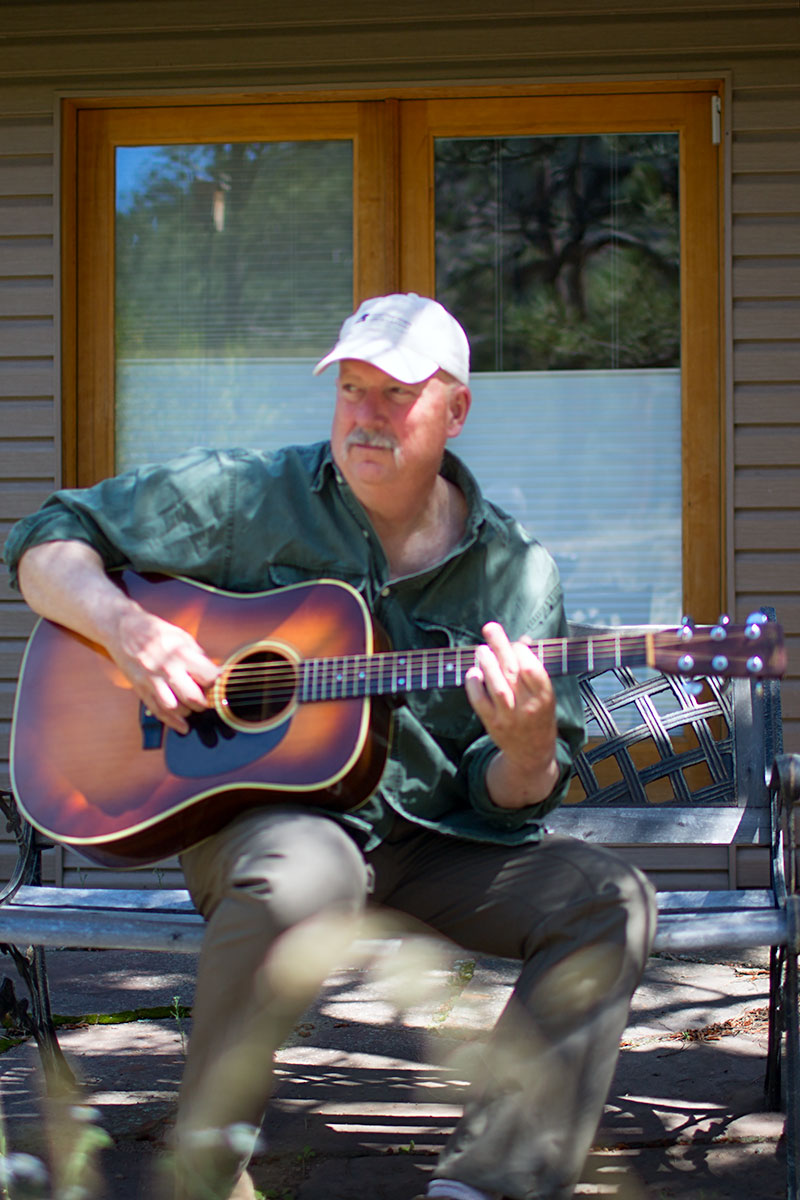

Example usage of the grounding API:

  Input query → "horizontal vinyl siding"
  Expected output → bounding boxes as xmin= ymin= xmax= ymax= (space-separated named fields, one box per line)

xmin=0 ymin=3 xmax=796 ymax=90
xmin=0 ymin=116 xmax=55 ymax=786
xmin=731 ymin=81 xmax=800 ymax=751
xmin=0 ymin=0 xmax=797 ymax=887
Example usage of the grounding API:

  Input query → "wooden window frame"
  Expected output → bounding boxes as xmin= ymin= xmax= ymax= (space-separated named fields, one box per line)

xmin=398 ymin=88 xmax=724 ymax=623
xmin=62 ymin=97 xmax=399 ymax=486
xmin=62 ymin=81 xmax=724 ymax=620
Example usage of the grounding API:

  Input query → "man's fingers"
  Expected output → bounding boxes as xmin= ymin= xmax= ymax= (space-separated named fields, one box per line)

xmin=480 ymin=621 xmax=519 ymax=681
xmin=116 ymin=609 xmax=221 ymax=729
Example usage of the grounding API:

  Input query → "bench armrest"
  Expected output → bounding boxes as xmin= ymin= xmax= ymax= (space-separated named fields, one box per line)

xmin=772 ymin=754 xmax=800 ymax=812
xmin=0 ymin=789 xmax=43 ymax=904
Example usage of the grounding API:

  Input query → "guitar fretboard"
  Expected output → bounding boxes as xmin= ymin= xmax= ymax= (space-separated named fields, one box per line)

xmin=298 ymin=633 xmax=651 ymax=703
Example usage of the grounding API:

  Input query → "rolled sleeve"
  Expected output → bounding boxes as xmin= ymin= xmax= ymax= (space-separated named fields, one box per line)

xmin=3 ymin=449 xmax=236 ymax=589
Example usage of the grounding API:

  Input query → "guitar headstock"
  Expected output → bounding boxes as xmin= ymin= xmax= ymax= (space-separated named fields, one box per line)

xmin=651 ymin=613 xmax=786 ymax=680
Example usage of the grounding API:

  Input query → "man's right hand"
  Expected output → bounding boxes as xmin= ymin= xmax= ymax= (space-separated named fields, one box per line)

xmin=17 ymin=539 xmax=219 ymax=733
xmin=109 ymin=605 xmax=219 ymax=733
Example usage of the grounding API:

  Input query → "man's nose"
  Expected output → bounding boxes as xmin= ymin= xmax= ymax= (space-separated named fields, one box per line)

xmin=354 ymin=387 xmax=386 ymax=418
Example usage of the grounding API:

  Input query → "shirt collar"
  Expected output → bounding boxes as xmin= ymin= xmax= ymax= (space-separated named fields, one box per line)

xmin=313 ymin=440 xmax=506 ymax=545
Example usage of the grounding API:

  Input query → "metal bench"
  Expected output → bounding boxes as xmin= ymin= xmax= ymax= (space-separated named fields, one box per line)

xmin=1 ymin=614 xmax=799 ymax=1196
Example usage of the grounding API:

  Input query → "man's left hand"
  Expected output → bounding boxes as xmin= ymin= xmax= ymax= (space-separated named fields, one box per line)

xmin=465 ymin=621 xmax=560 ymax=809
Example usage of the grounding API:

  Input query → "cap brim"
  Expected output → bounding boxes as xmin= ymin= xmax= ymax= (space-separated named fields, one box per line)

xmin=313 ymin=335 xmax=440 ymax=384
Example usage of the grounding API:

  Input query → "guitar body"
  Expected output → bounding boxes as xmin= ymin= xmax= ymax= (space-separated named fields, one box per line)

xmin=11 ymin=573 xmax=392 ymax=868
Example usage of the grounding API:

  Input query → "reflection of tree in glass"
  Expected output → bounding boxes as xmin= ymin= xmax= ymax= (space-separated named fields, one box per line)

xmin=434 ymin=134 xmax=679 ymax=372
xmin=116 ymin=142 xmax=354 ymax=359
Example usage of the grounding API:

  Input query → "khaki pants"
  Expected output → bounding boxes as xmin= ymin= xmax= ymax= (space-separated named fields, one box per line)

xmin=176 ymin=809 xmax=656 ymax=1200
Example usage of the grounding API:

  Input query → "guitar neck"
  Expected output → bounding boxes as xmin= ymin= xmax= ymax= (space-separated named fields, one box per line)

xmin=298 ymin=631 xmax=652 ymax=702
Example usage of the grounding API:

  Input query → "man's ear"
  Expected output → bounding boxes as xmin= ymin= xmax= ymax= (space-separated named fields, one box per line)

xmin=446 ymin=384 xmax=471 ymax=438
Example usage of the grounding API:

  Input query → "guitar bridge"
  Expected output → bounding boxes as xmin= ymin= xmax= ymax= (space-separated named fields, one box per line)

xmin=139 ymin=703 xmax=164 ymax=750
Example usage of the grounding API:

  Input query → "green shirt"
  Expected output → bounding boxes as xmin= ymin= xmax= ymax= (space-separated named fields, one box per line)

xmin=4 ymin=442 xmax=585 ymax=849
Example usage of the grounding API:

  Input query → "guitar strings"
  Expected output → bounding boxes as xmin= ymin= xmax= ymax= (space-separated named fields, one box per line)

xmin=212 ymin=634 xmax=651 ymax=701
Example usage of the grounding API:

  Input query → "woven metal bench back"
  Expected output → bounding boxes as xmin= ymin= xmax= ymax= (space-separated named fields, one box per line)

xmin=564 ymin=615 xmax=782 ymax=828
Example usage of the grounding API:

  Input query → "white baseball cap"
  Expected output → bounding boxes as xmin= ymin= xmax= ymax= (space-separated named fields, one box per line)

xmin=313 ymin=293 xmax=470 ymax=385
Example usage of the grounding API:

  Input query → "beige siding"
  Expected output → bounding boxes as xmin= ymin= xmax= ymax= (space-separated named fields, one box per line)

xmin=0 ymin=115 xmax=56 ymax=782
xmin=731 ymin=77 xmax=800 ymax=748
xmin=0 ymin=0 xmax=798 ymax=885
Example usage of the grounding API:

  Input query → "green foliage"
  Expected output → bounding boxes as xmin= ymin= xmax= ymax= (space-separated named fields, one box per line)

xmin=435 ymin=133 xmax=680 ymax=372
xmin=51 ymin=1003 xmax=191 ymax=1030
xmin=116 ymin=141 xmax=353 ymax=359
xmin=295 ymin=1144 xmax=316 ymax=1175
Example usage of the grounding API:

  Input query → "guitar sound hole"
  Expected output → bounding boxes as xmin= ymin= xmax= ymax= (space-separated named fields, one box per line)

xmin=224 ymin=649 xmax=297 ymax=725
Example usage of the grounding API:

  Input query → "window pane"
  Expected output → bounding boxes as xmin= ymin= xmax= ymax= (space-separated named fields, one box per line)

xmin=115 ymin=141 xmax=353 ymax=471
xmin=435 ymin=134 xmax=681 ymax=626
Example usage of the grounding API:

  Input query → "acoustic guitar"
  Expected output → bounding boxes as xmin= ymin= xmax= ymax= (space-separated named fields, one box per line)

xmin=10 ymin=571 xmax=786 ymax=868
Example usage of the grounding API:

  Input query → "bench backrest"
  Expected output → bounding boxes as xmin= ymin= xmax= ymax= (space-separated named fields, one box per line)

xmin=546 ymin=615 xmax=783 ymax=891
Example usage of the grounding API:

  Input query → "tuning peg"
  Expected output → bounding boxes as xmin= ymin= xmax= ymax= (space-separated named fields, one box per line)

xmin=680 ymin=678 xmax=704 ymax=696
xmin=711 ymin=615 xmax=731 ymax=641
xmin=745 ymin=611 xmax=768 ymax=640
xmin=679 ymin=616 xmax=695 ymax=641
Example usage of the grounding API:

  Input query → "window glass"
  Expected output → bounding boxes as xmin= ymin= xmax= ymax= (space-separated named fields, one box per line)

xmin=435 ymin=134 xmax=681 ymax=625
xmin=115 ymin=141 xmax=353 ymax=471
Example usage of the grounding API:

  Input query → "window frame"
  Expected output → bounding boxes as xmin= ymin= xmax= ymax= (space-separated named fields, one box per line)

xmin=62 ymin=96 xmax=399 ymax=486
xmin=399 ymin=88 xmax=724 ymax=623
xmin=62 ymin=81 xmax=724 ymax=621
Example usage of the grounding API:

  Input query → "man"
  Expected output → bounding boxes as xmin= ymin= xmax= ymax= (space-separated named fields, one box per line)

xmin=4 ymin=294 xmax=656 ymax=1200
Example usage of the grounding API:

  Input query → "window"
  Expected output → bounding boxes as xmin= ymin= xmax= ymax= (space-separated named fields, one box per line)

xmin=64 ymin=84 xmax=722 ymax=623
xmin=64 ymin=99 xmax=397 ymax=481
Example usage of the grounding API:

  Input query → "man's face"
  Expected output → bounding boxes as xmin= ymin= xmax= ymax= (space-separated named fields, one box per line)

xmin=330 ymin=360 xmax=470 ymax=506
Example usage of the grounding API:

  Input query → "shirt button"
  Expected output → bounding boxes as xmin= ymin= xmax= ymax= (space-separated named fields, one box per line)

xmin=381 ymin=586 xmax=391 ymax=597
xmin=362 ymin=528 xmax=369 ymax=538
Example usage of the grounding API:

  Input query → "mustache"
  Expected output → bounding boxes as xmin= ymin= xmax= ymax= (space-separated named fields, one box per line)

xmin=344 ymin=426 xmax=399 ymax=452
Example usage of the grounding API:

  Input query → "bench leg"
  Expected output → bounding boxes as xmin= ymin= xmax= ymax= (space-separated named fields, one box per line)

xmin=766 ymin=944 xmax=784 ymax=1110
xmin=1 ymin=943 xmax=75 ymax=1094
xmin=785 ymin=948 xmax=800 ymax=1200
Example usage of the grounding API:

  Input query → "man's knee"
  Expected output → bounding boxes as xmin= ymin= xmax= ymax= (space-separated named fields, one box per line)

xmin=182 ymin=808 xmax=369 ymax=930
xmin=516 ymin=837 xmax=657 ymax=981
